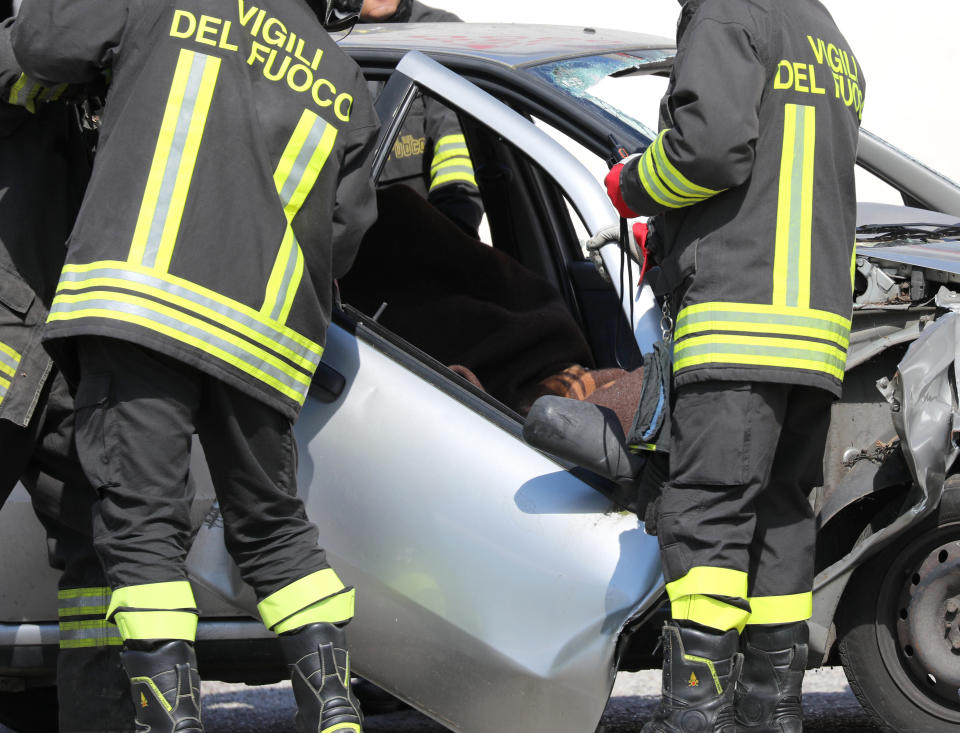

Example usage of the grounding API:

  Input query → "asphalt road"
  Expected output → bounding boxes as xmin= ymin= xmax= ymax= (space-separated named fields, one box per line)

xmin=0 ymin=667 xmax=882 ymax=732
xmin=192 ymin=667 xmax=883 ymax=733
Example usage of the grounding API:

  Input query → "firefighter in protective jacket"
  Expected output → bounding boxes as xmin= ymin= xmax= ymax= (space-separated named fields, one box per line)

xmin=361 ymin=0 xmax=484 ymax=238
xmin=13 ymin=0 xmax=378 ymax=729
xmin=604 ymin=0 xmax=863 ymax=730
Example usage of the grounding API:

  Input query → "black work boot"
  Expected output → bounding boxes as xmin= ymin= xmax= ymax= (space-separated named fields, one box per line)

xmin=120 ymin=640 xmax=204 ymax=733
xmin=280 ymin=622 xmax=364 ymax=733
xmin=641 ymin=622 xmax=741 ymax=733
xmin=735 ymin=622 xmax=808 ymax=732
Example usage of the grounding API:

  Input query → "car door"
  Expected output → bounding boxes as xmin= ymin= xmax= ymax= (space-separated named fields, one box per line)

xmin=289 ymin=51 xmax=664 ymax=733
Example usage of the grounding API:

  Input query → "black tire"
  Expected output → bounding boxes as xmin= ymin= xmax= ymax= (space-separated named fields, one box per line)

xmin=0 ymin=687 xmax=59 ymax=732
xmin=837 ymin=478 xmax=960 ymax=733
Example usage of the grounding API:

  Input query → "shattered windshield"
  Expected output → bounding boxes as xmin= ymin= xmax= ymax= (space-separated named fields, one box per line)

xmin=525 ymin=51 xmax=674 ymax=142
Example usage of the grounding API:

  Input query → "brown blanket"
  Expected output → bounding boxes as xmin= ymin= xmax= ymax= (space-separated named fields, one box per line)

xmin=340 ymin=185 xmax=597 ymax=411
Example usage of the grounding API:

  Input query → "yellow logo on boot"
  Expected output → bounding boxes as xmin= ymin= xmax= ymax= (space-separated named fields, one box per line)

xmin=688 ymin=672 xmax=699 ymax=687
xmin=140 ymin=692 xmax=149 ymax=708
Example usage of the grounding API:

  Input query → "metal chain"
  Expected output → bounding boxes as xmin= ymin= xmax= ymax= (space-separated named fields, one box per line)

xmin=660 ymin=297 xmax=674 ymax=344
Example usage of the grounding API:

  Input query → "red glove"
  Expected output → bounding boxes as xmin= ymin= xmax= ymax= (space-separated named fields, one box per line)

xmin=632 ymin=221 xmax=652 ymax=286
xmin=604 ymin=155 xmax=640 ymax=219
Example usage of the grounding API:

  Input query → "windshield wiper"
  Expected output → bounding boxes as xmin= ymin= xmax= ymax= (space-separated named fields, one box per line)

xmin=856 ymin=222 xmax=960 ymax=244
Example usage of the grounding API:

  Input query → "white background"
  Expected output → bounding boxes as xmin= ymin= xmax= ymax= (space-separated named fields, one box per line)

xmin=433 ymin=0 xmax=960 ymax=188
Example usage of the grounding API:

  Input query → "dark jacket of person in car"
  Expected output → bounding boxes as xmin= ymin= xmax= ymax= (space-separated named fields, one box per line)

xmin=362 ymin=0 xmax=484 ymax=238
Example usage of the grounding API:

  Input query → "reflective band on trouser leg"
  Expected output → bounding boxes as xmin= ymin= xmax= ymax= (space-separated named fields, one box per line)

xmin=273 ymin=589 xmax=355 ymax=634
xmin=746 ymin=592 xmax=813 ymax=626
xmin=106 ymin=581 xmax=199 ymax=641
xmin=258 ymin=568 xmax=352 ymax=632
xmin=59 ymin=587 xmax=122 ymax=648
xmin=666 ymin=566 xmax=751 ymax=632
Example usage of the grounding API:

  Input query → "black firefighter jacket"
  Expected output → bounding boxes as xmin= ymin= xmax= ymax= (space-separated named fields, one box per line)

xmin=364 ymin=0 xmax=482 ymax=236
xmin=0 ymin=18 xmax=90 ymax=428
xmin=620 ymin=0 xmax=864 ymax=397
xmin=12 ymin=0 xmax=380 ymax=419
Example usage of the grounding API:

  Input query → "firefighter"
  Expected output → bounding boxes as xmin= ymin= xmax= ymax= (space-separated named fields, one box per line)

xmin=12 ymin=0 xmax=378 ymax=729
xmin=361 ymin=0 xmax=484 ymax=238
xmin=0 ymin=15 xmax=134 ymax=732
xmin=604 ymin=0 xmax=863 ymax=730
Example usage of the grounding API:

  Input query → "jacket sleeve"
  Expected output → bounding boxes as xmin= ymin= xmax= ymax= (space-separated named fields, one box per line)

xmin=422 ymin=96 xmax=483 ymax=236
xmin=331 ymin=121 xmax=379 ymax=280
xmin=620 ymin=15 xmax=767 ymax=216
xmin=11 ymin=0 xmax=126 ymax=85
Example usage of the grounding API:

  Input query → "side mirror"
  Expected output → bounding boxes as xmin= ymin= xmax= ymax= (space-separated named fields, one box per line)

xmin=523 ymin=396 xmax=644 ymax=486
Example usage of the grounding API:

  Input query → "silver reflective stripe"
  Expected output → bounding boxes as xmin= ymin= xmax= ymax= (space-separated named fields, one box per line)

xmin=269 ymin=235 xmax=302 ymax=322
xmin=59 ymin=619 xmax=123 ymax=649
xmin=431 ymin=164 xmax=475 ymax=178
xmin=57 ymin=266 xmax=321 ymax=369
xmin=49 ymin=295 xmax=311 ymax=400
xmin=0 ymin=347 xmax=19 ymax=376
xmin=59 ymin=592 xmax=110 ymax=618
xmin=278 ymin=115 xmax=333 ymax=209
xmin=141 ymin=54 xmax=209 ymax=268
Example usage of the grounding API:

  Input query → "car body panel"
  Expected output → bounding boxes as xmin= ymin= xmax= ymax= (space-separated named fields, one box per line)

xmin=344 ymin=23 xmax=672 ymax=68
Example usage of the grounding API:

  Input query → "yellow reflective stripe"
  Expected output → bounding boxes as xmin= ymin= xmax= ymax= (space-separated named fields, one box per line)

xmin=666 ymin=566 xmax=749 ymax=601
xmin=129 ymin=49 xmax=221 ymax=270
xmin=264 ymin=110 xmax=338 ymax=323
xmin=637 ymin=146 xmax=693 ymax=209
xmin=773 ymin=104 xmax=816 ymax=308
xmin=59 ymin=605 xmax=108 ymax=617
xmin=59 ymin=260 xmax=324 ymax=360
xmin=683 ymin=653 xmax=723 ymax=694
xmin=274 ymin=111 xmax=339 ymax=222
xmin=673 ymin=333 xmax=847 ymax=380
xmin=7 ymin=74 xmax=28 ymax=106
xmin=49 ymin=290 xmax=312 ymax=403
xmin=434 ymin=133 xmax=466 ymax=150
xmin=273 ymin=588 xmax=355 ymax=634
xmin=114 ymin=610 xmax=198 ymax=641
xmin=153 ymin=54 xmax=220 ymax=272
xmin=430 ymin=169 xmax=478 ymax=189
xmin=0 ymin=356 xmax=17 ymax=378
xmin=39 ymin=83 xmax=69 ymax=102
xmin=107 ymin=581 xmax=196 ymax=617
xmin=56 ymin=275 xmax=317 ymax=372
xmin=676 ymin=302 xmax=850 ymax=348
xmin=671 ymin=594 xmax=750 ymax=633
xmin=58 ymin=586 xmax=111 ymax=599
xmin=321 ymin=725 xmax=360 ymax=733
xmin=59 ymin=618 xmax=123 ymax=648
xmin=653 ymin=130 xmax=724 ymax=198
xmin=850 ymin=243 xmax=858 ymax=291
xmin=430 ymin=145 xmax=470 ymax=168
xmin=746 ymin=592 xmax=812 ymax=625
xmin=258 ymin=569 xmax=346 ymax=630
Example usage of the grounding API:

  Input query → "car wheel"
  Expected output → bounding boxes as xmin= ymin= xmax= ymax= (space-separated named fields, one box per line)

xmin=0 ymin=687 xmax=59 ymax=732
xmin=837 ymin=477 xmax=960 ymax=732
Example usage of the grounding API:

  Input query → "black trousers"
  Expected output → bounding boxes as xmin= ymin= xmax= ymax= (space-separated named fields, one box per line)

xmin=1 ymin=372 xmax=133 ymax=732
xmin=74 ymin=336 xmax=330 ymax=606
xmin=658 ymin=381 xmax=832 ymax=631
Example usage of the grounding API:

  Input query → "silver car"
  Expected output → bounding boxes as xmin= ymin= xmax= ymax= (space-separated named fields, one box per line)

xmin=2 ymin=23 xmax=959 ymax=733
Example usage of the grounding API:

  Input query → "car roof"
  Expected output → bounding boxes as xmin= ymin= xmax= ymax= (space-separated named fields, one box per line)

xmin=340 ymin=22 xmax=675 ymax=68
